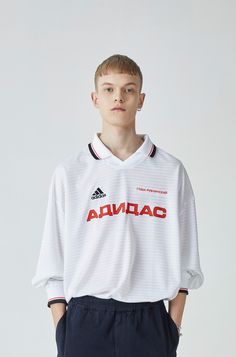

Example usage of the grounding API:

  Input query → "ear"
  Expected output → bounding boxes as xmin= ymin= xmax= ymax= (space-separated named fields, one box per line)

xmin=138 ymin=93 xmax=146 ymax=108
xmin=91 ymin=91 xmax=99 ymax=108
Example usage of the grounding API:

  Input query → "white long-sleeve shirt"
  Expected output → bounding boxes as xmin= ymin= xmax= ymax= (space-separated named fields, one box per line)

xmin=31 ymin=132 xmax=204 ymax=307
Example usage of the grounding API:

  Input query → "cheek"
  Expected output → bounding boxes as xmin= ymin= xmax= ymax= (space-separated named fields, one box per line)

xmin=99 ymin=100 xmax=111 ymax=112
xmin=130 ymin=98 xmax=139 ymax=107
xmin=98 ymin=97 xmax=108 ymax=105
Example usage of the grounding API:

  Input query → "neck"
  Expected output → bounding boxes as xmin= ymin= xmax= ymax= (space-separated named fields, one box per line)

xmin=98 ymin=129 xmax=144 ymax=159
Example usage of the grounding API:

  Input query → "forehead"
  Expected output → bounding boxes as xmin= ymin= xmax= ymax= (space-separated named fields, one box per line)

xmin=97 ymin=72 xmax=140 ymax=87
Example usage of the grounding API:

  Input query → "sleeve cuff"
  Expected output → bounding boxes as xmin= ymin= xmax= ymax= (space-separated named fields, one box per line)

xmin=178 ymin=288 xmax=189 ymax=295
xmin=47 ymin=298 xmax=68 ymax=308
xmin=45 ymin=279 xmax=67 ymax=308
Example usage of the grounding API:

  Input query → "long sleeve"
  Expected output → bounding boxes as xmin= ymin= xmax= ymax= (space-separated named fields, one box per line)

xmin=178 ymin=163 xmax=204 ymax=290
xmin=31 ymin=165 xmax=68 ymax=308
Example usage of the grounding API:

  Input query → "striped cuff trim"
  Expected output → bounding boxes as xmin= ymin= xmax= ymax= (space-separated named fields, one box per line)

xmin=178 ymin=288 xmax=189 ymax=295
xmin=47 ymin=298 xmax=68 ymax=308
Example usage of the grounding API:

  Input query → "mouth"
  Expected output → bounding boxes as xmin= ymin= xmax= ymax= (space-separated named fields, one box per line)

xmin=111 ymin=108 xmax=126 ymax=111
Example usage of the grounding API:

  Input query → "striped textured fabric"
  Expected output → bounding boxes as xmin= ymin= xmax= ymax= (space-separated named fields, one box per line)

xmin=31 ymin=132 xmax=204 ymax=308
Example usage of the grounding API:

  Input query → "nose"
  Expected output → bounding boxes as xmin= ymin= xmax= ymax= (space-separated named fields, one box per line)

xmin=114 ymin=90 xmax=124 ymax=102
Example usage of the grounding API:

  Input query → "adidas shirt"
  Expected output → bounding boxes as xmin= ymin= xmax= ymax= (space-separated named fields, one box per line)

xmin=31 ymin=132 xmax=204 ymax=307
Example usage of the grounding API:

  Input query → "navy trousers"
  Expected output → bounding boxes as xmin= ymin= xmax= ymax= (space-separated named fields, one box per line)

xmin=55 ymin=295 xmax=180 ymax=357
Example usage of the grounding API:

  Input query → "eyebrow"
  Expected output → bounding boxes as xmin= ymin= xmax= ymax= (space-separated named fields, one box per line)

xmin=101 ymin=82 xmax=137 ymax=86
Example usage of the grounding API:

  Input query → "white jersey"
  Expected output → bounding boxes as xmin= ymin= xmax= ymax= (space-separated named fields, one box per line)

xmin=31 ymin=132 xmax=204 ymax=307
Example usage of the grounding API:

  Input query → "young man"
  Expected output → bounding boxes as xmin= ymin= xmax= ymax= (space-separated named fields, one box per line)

xmin=31 ymin=54 xmax=204 ymax=357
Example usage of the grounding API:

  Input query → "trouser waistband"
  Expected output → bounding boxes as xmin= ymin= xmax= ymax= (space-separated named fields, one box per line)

xmin=69 ymin=295 xmax=164 ymax=312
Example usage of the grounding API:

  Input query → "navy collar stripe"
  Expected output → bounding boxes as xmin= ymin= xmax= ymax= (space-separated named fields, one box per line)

xmin=88 ymin=143 xmax=100 ymax=160
xmin=88 ymin=141 xmax=157 ymax=160
xmin=149 ymin=144 xmax=156 ymax=157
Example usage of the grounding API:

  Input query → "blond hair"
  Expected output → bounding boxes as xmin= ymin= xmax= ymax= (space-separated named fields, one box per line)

xmin=94 ymin=54 xmax=143 ymax=93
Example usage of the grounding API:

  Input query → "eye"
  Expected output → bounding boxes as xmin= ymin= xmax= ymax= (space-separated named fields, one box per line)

xmin=125 ymin=88 xmax=134 ymax=93
xmin=104 ymin=87 xmax=113 ymax=92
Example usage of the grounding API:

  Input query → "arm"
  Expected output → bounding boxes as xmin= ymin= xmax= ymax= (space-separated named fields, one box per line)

xmin=31 ymin=165 xmax=68 ymax=314
xmin=170 ymin=163 xmax=205 ymax=335
xmin=168 ymin=291 xmax=187 ymax=334
xmin=50 ymin=302 xmax=67 ymax=328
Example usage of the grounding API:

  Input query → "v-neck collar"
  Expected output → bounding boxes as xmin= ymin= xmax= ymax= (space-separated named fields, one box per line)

xmin=88 ymin=132 xmax=157 ymax=168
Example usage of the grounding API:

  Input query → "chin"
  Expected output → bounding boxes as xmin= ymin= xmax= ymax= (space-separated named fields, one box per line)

xmin=102 ymin=117 xmax=136 ymax=129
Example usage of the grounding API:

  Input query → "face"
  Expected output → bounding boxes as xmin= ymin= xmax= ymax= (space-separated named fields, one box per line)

xmin=91 ymin=72 xmax=145 ymax=128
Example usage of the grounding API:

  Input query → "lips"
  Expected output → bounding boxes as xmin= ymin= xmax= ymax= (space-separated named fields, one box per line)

xmin=111 ymin=107 xmax=126 ymax=111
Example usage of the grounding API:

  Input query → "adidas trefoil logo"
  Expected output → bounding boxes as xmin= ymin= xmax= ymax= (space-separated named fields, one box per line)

xmin=91 ymin=187 xmax=106 ymax=200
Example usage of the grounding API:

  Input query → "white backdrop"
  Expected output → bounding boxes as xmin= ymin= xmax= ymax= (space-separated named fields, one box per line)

xmin=1 ymin=1 xmax=235 ymax=356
